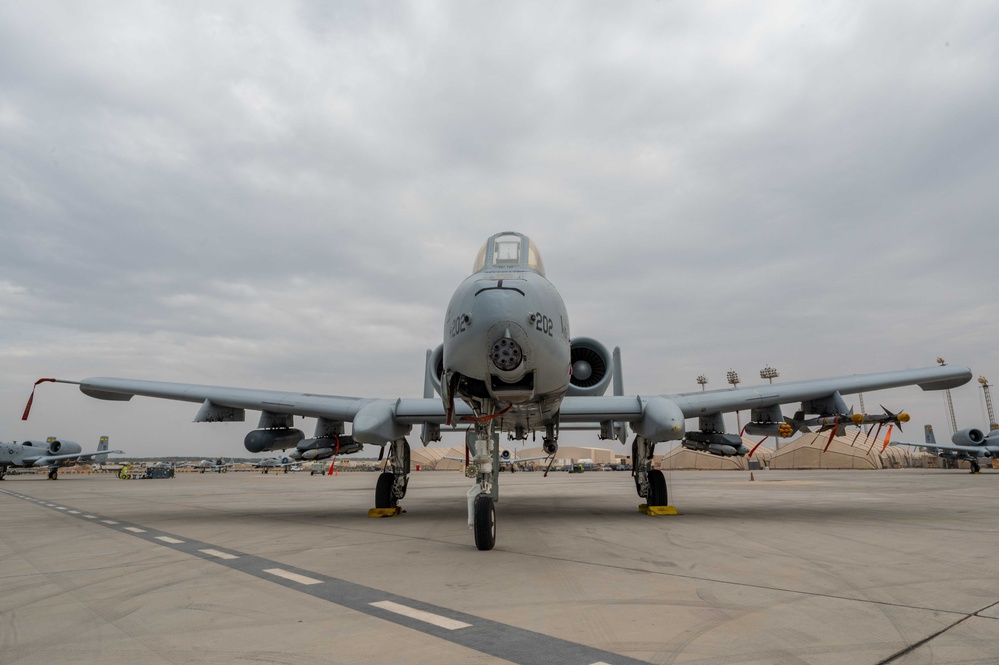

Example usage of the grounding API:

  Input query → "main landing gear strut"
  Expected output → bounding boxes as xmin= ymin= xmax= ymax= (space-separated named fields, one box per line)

xmin=632 ymin=435 xmax=667 ymax=506
xmin=375 ymin=438 xmax=411 ymax=510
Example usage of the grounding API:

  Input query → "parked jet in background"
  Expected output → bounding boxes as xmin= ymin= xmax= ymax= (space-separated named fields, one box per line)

xmin=445 ymin=448 xmax=548 ymax=474
xmin=183 ymin=458 xmax=234 ymax=473
xmin=893 ymin=424 xmax=999 ymax=473
xmin=26 ymin=231 xmax=974 ymax=549
xmin=251 ymin=456 xmax=296 ymax=473
xmin=0 ymin=436 xmax=123 ymax=480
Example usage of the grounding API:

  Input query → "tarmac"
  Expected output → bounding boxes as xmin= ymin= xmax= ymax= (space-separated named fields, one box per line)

xmin=1 ymin=468 xmax=997 ymax=665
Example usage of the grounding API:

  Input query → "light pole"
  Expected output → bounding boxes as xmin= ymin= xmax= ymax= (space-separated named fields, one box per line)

xmin=759 ymin=366 xmax=780 ymax=447
xmin=696 ymin=375 xmax=708 ymax=391
xmin=938 ymin=357 xmax=958 ymax=435
xmin=727 ymin=370 xmax=741 ymax=432
xmin=979 ymin=376 xmax=997 ymax=430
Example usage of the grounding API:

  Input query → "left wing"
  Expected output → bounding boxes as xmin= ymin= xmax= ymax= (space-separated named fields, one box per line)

xmin=29 ymin=364 xmax=971 ymax=446
xmin=558 ymin=365 xmax=972 ymax=442
xmin=32 ymin=449 xmax=125 ymax=466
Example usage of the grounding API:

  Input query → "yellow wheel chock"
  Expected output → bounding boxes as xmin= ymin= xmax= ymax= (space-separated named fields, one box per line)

xmin=367 ymin=507 xmax=403 ymax=518
xmin=639 ymin=504 xmax=678 ymax=515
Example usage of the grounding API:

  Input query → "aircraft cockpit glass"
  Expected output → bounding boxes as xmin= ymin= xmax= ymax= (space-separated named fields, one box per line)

xmin=472 ymin=233 xmax=546 ymax=276
xmin=492 ymin=235 xmax=521 ymax=268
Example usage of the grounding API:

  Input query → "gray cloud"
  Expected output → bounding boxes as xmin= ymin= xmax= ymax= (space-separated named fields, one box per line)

xmin=2 ymin=1 xmax=997 ymax=454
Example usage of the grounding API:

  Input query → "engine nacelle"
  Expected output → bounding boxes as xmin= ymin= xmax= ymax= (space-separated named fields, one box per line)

xmin=45 ymin=439 xmax=81 ymax=455
xmin=566 ymin=337 xmax=613 ymax=396
xmin=427 ymin=344 xmax=445 ymax=397
xmin=244 ymin=428 xmax=305 ymax=453
xmin=952 ymin=428 xmax=986 ymax=446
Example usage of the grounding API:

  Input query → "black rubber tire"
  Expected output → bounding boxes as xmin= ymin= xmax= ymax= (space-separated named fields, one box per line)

xmin=473 ymin=494 xmax=496 ymax=551
xmin=648 ymin=469 xmax=667 ymax=507
xmin=375 ymin=472 xmax=397 ymax=508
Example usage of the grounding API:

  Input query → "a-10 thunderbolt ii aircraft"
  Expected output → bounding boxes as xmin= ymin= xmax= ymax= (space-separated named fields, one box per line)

xmin=893 ymin=424 xmax=999 ymax=473
xmin=183 ymin=457 xmax=235 ymax=473
xmin=24 ymin=232 xmax=973 ymax=549
xmin=0 ymin=436 xmax=123 ymax=480
xmin=250 ymin=456 xmax=297 ymax=473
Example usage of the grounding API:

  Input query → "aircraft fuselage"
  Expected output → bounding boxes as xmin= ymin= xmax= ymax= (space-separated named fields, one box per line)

xmin=442 ymin=234 xmax=570 ymax=431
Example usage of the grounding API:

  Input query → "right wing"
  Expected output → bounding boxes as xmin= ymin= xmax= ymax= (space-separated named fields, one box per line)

xmin=892 ymin=441 xmax=996 ymax=458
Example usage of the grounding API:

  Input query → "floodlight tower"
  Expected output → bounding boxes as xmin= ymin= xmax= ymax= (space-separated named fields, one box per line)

xmin=979 ymin=376 xmax=997 ymax=430
xmin=696 ymin=375 xmax=708 ymax=391
xmin=727 ymin=370 xmax=741 ymax=431
xmin=759 ymin=366 xmax=779 ymax=384
xmin=937 ymin=357 xmax=959 ymax=435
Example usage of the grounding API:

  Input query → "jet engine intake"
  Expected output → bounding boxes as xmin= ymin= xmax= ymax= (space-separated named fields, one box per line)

xmin=244 ymin=428 xmax=305 ymax=453
xmin=48 ymin=440 xmax=62 ymax=454
xmin=566 ymin=337 xmax=613 ymax=396
xmin=427 ymin=344 xmax=445 ymax=397
xmin=952 ymin=428 xmax=986 ymax=446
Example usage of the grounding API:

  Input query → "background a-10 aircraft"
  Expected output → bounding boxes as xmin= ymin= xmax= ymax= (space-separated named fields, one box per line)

xmin=0 ymin=436 xmax=123 ymax=480
xmin=893 ymin=424 xmax=999 ymax=474
xmin=26 ymin=231 xmax=973 ymax=550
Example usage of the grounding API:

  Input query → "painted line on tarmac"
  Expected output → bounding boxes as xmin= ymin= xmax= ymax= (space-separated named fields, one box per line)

xmin=0 ymin=487 xmax=650 ymax=665
xmin=264 ymin=568 xmax=323 ymax=586
xmin=370 ymin=600 xmax=472 ymax=630
xmin=155 ymin=536 xmax=185 ymax=544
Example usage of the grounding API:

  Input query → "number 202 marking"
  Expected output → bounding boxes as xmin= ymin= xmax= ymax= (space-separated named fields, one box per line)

xmin=535 ymin=313 xmax=553 ymax=337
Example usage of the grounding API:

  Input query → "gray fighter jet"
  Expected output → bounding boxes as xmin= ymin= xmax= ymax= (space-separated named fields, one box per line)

xmin=183 ymin=457 xmax=235 ymax=473
xmin=251 ymin=456 xmax=296 ymax=473
xmin=25 ymin=231 xmax=973 ymax=549
xmin=0 ymin=436 xmax=123 ymax=480
xmin=893 ymin=424 xmax=999 ymax=473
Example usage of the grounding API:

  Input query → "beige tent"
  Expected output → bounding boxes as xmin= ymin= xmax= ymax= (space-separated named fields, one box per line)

xmin=410 ymin=445 xmax=626 ymax=471
xmin=659 ymin=438 xmax=774 ymax=470
xmin=769 ymin=432 xmax=884 ymax=469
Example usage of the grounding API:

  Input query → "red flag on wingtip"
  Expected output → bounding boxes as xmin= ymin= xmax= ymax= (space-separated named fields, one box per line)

xmin=22 ymin=378 xmax=57 ymax=420
xmin=881 ymin=424 xmax=894 ymax=452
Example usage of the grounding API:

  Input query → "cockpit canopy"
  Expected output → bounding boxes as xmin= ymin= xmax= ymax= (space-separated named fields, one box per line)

xmin=472 ymin=232 xmax=545 ymax=276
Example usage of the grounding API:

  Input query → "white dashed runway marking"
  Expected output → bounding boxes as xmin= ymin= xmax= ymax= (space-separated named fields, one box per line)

xmin=370 ymin=600 xmax=472 ymax=630
xmin=156 ymin=536 xmax=185 ymax=544
xmin=264 ymin=568 xmax=323 ymax=585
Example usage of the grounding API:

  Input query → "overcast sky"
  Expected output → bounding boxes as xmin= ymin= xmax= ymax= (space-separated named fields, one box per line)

xmin=2 ymin=2 xmax=997 ymax=458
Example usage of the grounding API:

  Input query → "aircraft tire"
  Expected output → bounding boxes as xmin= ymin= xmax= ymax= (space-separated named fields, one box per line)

xmin=473 ymin=494 xmax=496 ymax=551
xmin=648 ymin=469 xmax=667 ymax=507
xmin=375 ymin=472 xmax=397 ymax=508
